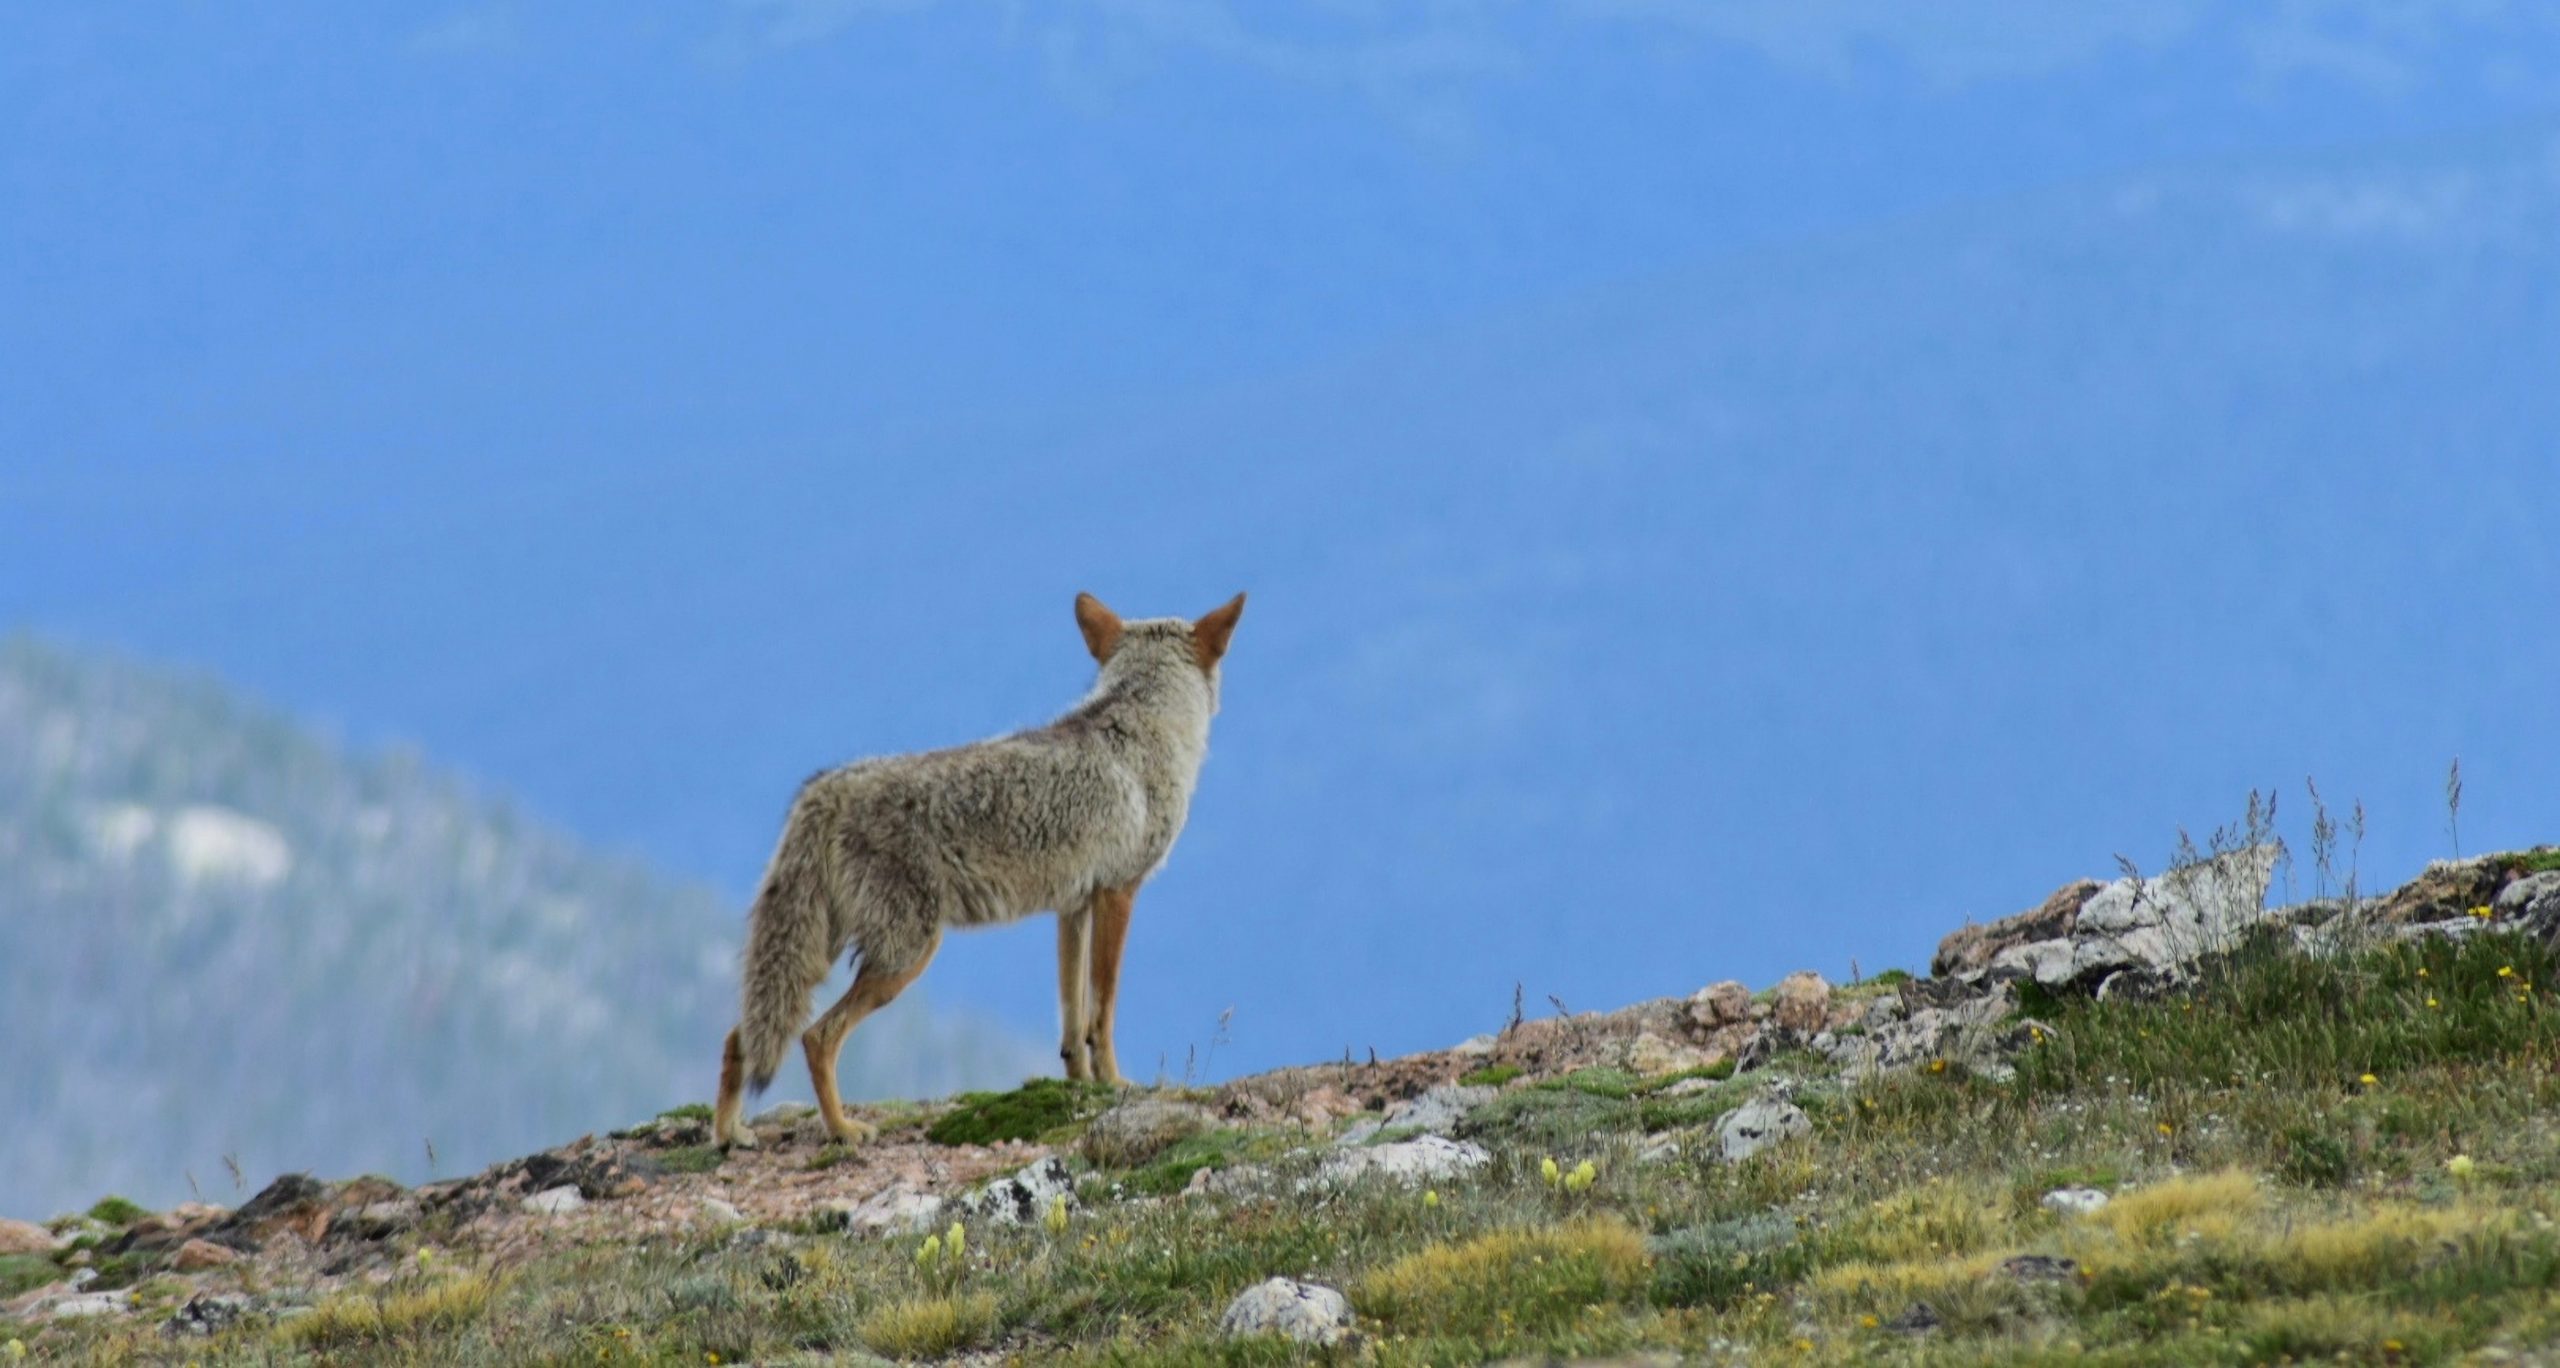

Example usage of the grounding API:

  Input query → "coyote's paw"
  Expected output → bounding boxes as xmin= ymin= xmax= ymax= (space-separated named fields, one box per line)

xmin=825 ymin=1114 xmax=879 ymax=1146
xmin=718 ymin=1126 xmax=761 ymax=1152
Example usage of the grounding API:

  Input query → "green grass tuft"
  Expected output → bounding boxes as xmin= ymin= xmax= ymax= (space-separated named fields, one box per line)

xmin=655 ymin=1102 xmax=714 ymax=1122
xmin=83 ymin=1197 xmax=148 ymax=1227
xmin=656 ymin=1144 xmax=723 ymax=1174
xmin=1458 ymin=1063 xmax=1524 ymax=1088
xmin=925 ymin=1078 xmax=1113 ymax=1147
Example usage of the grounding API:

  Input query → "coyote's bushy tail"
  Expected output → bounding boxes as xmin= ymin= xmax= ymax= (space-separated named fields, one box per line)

xmin=737 ymin=829 xmax=835 ymax=1095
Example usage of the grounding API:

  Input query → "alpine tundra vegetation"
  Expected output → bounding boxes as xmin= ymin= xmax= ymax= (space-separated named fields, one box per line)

xmin=9 ymin=822 xmax=2560 ymax=1365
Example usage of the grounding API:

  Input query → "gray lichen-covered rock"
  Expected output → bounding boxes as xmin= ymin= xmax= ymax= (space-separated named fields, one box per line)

xmin=1935 ymin=879 xmax=2104 ymax=977
xmin=164 ymin=1292 xmax=253 ymax=1337
xmin=2041 ymin=1187 xmax=2110 ymax=1216
xmin=1769 ymin=972 xmax=1833 ymax=1035
xmin=1340 ymin=1084 xmax=1495 ymax=1145
xmin=2070 ymin=845 xmax=2280 ymax=981
xmin=1312 ymin=1135 xmax=1490 ymax=1188
xmin=1717 ymin=1097 xmax=1810 ymax=1162
xmin=820 ymin=1186 xmax=944 ymax=1236
xmin=1082 ymin=1097 xmax=1215 ymax=1167
xmin=957 ymin=1157 xmax=1076 ymax=1226
xmin=1220 ymin=1277 xmax=1356 ymax=1346
xmin=521 ymin=1185 xmax=585 ymax=1215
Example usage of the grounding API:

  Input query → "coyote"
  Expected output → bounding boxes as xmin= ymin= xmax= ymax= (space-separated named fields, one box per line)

xmin=712 ymin=592 xmax=1246 ymax=1149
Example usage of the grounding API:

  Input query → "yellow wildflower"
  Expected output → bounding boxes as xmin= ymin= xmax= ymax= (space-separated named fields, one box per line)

xmin=1541 ymin=1156 xmax=1562 ymax=1188
xmin=1860 ymin=1315 xmax=1880 ymax=1328
xmin=2500 ymin=965 xmax=2516 ymax=978
xmin=1565 ymin=1160 xmax=1597 ymax=1193
xmin=1422 ymin=1189 xmax=1440 ymax=1209
xmin=917 ymin=1233 xmax=941 ymax=1263
xmin=2427 ymin=996 xmax=2440 ymax=1009
xmin=2157 ymin=1122 xmax=2174 ymax=1136
xmin=946 ymin=1221 xmax=966 ymax=1258
xmin=1044 ymin=1193 xmax=1070 ymax=1236
xmin=2469 ymin=905 xmax=2494 ymax=919
xmin=1928 ymin=1058 xmax=1948 ymax=1075
xmin=2447 ymin=1154 xmax=2476 ymax=1180
xmin=2359 ymin=1073 xmax=2379 ymax=1088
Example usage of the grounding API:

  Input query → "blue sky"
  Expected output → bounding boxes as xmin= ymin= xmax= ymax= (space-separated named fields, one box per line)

xmin=5 ymin=3 xmax=2558 ymax=1084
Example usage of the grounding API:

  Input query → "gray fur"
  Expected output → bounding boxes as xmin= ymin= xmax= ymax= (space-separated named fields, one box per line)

xmin=735 ymin=612 xmax=1227 ymax=1093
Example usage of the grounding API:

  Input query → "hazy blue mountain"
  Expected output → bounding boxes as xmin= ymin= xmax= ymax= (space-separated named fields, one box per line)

xmin=0 ymin=636 xmax=1045 ymax=1221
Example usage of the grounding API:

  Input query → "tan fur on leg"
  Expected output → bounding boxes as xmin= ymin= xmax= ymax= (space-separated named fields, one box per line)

xmin=714 ymin=1027 xmax=758 ymax=1149
xmin=804 ymin=931 xmax=943 ymax=1145
xmin=1086 ymin=884 xmax=1136 ymax=1086
xmin=1057 ymin=906 xmax=1094 ymax=1081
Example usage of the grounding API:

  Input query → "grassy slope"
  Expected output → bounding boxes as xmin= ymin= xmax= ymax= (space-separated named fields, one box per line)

xmin=13 ymin=920 xmax=2560 ymax=1365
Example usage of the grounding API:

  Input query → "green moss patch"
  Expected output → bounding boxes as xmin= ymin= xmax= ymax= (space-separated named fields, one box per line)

xmin=925 ymin=1078 xmax=1113 ymax=1147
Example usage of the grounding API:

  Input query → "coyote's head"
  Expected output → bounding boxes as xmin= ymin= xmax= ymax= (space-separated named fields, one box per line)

xmin=1072 ymin=591 xmax=1245 ymax=706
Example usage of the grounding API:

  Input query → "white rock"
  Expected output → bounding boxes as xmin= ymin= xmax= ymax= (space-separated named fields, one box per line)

xmin=2041 ymin=1187 xmax=2110 ymax=1216
xmin=697 ymin=1198 xmax=744 ymax=1226
xmin=1989 ymin=937 xmax=2079 ymax=986
xmin=1220 ymin=1278 xmax=1356 ymax=1346
xmin=1310 ymin=1135 xmax=1490 ymax=1189
xmin=958 ymin=1158 xmax=1077 ymax=1226
xmin=1717 ymin=1098 xmax=1810 ymax=1163
xmin=2071 ymin=845 xmax=2279 ymax=980
xmin=521 ymin=1185 xmax=586 ymax=1215
xmin=1449 ymin=1034 xmax=1498 ymax=1057
xmin=1339 ymin=1085 xmax=1493 ymax=1145
xmin=47 ymin=1291 xmax=131 ymax=1319
xmin=821 ymin=1187 xmax=945 ymax=1237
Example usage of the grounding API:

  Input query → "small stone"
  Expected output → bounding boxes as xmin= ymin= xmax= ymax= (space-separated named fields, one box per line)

xmin=1220 ymin=1277 xmax=1356 ymax=1346
xmin=1626 ymin=1032 xmax=1716 ymax=1078
xmin=1082 ymin=1097 xmax=1215 ymax=1167
xmin=820 ymin=1187 xmax=944 ymax=1237
xmin=163 ymin=1292 xmax=252 ymax=1337
xmin=1686 ymin=981 xmax=1754 ymax=1030
xmin=47 ymin=1291 xmax=131 ymax=1319
xmin=957 ymin=1158 xmax=1077 ymax=1226
xmin=1310 ymin=1135 xmax=1491 ymax=1189
xmin=1770 ymin=972 xmax=1833 ymax=1035
xmin=1449 ymin=1033 xmax=1498 ymax=1057
xmin=697 ymin=1198 xmax=744 ymax=1226
xmin=1380 ymin=1085 xmax=1494 ymax=1137
xmin=1883 ymin=1301 xmax=1942 ymax=1334
xmin=1716 ymin=1097 xmax=1809 ymax=1163
xmin=0 ymin=1220 xmax=56 ymax=1256
xmin=172 ymin=1239 xmax=240 ymax=1272
xmin=521 ymin=1185 xmax=586 ymax=1215
xmin=2000 ymin=1254 xmax=2080 ymax=1282
xmin=2040 ymin=1187 xmax=2110 ymax=1216
xmin=346 ymin=1201 xmax=420 ymax=1240
xmin=1657 ymin=1077 xmax=1715 ymax=1098
xmin=1638 ymin=1135 xmax=1681 ymax=1164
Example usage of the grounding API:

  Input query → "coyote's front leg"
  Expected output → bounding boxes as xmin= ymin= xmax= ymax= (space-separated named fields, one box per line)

xmin=1057 ymin=906 xmax=1093 ymax=1081
xmin=1085 ymin=884 xmax=1138 ymax=1087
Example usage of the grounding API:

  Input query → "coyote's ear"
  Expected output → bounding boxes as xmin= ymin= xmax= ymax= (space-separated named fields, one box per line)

xmin=1192 ymin=593 xmax=1246 ymax=671
xmin=1074 ymin=592 xmax=1124 ymax=663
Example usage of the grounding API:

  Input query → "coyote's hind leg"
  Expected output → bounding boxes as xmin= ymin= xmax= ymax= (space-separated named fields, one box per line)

xmin=805 ymin=929 xmax=943 ymax=1145
xmin=713 ymin=1027 xmax=760 ymax=1149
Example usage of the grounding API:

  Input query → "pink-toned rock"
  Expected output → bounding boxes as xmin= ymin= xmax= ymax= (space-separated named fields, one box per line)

xmin=1770 ymin=971 xmax=1833 ymax=1035
xmin=1934 ymin=879 xmax=2103 ymax=977
xmin=0 ymin=1218 xmax=57 ymax=1255
xmin=173 ymin=1239 xmax=241 ymax=1271
xmin=1686 ymin=980 xmax=1753 ymax=1031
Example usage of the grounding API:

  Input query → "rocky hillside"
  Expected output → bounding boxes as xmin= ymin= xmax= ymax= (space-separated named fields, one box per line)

xmin=6 ymin=836 xmax=2556 ymax=1364
xmin=0 ymin=635 xmax=1044 ymax=1221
